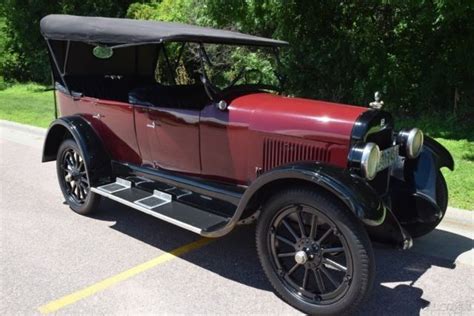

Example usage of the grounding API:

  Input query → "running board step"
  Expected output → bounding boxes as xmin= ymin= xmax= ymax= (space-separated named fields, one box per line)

xmin=91 ymin=179 xmax=230 ymax=234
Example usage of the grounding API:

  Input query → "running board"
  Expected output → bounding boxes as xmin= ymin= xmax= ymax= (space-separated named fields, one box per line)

xmin=91 ymin=178 xmax=230 ymax=234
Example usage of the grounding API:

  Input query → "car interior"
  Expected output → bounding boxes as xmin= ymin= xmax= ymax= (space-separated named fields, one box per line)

xmin=51 ymin=40 xmax=280 ymax=110
xmin=52 ymin=41 xmax=211 ymax=109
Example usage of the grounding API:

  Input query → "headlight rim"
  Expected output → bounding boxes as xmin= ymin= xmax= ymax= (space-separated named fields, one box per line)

xmin=406 ymin=128 xmax=424 ymax=159
xmin=360 ymin=142 xmax=380 ymax=180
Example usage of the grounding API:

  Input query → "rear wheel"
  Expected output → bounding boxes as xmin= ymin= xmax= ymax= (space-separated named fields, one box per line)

xmin=256 ymin=188 xmax=374 ymax=315
xmin=56 ymin=139 xmax=101 ymax=215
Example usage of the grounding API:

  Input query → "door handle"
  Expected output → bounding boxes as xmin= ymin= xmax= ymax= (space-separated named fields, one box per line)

xmin=93 ymin=113 xmax=104 ymax=119
xmin=146 ymin=120 xmax=161 ymax=128
xmin=146 ymin=121 xmax=156 ymax=129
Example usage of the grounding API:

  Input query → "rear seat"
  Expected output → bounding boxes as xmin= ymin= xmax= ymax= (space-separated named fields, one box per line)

xmin=64 ymin=75 xmax=155 ymax=102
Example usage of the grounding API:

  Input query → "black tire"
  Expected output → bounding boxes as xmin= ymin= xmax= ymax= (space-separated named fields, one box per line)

xmin=403 ymin=171 xmax=448 ymax=238
xmin=56 ymin=139 xmax=101 ymax=215
xmin=256 ymin=188 xmax=374 ymax=315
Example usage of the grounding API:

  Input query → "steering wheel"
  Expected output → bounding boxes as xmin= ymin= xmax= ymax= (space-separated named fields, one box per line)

xmin=228 ymin=68 xmax=264 ymax=88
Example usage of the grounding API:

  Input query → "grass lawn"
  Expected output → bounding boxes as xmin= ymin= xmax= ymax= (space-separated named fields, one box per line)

xmin=0 ymin=83 xmax=55 ymax=128
xmin=436 ymin=138 xmax=473 ymax=210
xmin=1 ymin=83 xmax=472 ymax=209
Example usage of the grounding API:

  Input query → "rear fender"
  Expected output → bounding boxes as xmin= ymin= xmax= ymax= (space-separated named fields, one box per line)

xmin=42 ymin=116 xmax=111 ymax=185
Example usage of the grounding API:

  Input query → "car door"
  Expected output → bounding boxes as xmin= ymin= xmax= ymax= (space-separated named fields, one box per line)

xmin=93 ymin=99 xmax=142 ymax=164
xmin=68 ymin=93 xmax=141 ymax=165
xmin=135 ymin=106 xmax=201 ymax=175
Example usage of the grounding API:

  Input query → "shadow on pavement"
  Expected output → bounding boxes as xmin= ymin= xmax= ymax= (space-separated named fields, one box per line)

xmin=92 ymin=199 xmax=472 ymax=315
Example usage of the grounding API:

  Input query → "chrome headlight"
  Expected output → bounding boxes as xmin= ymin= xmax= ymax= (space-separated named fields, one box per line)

xmin=397 ymin=128 xmax=424 ymax=159
xmin=349 ymin=142 xmax=380 ymax=180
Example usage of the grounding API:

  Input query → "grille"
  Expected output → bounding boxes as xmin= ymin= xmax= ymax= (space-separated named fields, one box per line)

xmin=263 ymin=138 xmax=329 ymax=172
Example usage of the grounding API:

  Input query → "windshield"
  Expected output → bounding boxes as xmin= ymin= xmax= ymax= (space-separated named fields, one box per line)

xmin=155 ymin=42 xmax=282 ymax=92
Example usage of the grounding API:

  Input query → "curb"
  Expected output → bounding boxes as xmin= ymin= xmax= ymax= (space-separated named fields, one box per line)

xmin=445 ymin=207 xmax=473 ymax=227
xmin=0 ymin=119 xmax=46 ymax=136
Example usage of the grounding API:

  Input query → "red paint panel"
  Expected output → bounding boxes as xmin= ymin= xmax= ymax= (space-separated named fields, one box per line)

xmin=200 ymin=93 xmax=367 ymax=184
xmin=134 ymin=106 xmax=155 ymax=167
xmin=58 ymin=89 xmax=367 ymax=185
xmin=94 ymin=99 xmax=141 ymax=164
xmin=144 ymin=107 xmax=201 ymax=174
xmin=200 ymin=104 xmax=250 ymax=183
xmin=230 ymin=93 xmax=366 ymax=145
xmin=57 ymin=91 xmax=141 ymax=164
xmin=228 ymin=93 xmax=367 ymax=172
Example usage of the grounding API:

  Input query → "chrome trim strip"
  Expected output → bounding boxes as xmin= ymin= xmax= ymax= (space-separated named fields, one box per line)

xmin=91 ymin=187 xmax=203 ymax=234
xmin=128 ymin=176 xmax=153 ymax=185
xmin=176 ymin=190 xmax=192 ymax=198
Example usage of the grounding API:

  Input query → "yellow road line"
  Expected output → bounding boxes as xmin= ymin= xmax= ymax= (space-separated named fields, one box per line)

xmin=38 ymin=238 xmax=213 ymax=314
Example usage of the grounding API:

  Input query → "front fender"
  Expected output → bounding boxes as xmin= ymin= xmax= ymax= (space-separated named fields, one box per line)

xmin=42 ymin=116 xmax=111 ymax=185
xmin=390 ymin=136 xmax=453 ymax=225
xmin=422 ymin=136 xmax=454 ymax=171
xmin=239 ymin=162 xmax=386 ymax=226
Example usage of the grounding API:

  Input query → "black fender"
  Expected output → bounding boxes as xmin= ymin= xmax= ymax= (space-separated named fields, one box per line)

xmin=389 ymin=136 xmax=453 ymax=226
xmin=238 ymin=162 xmax=386 ymax=227
xmin=422 ymin=136 xmax=454 ymax=171
xmin=42 ymin=115 xmax=111 ymax=186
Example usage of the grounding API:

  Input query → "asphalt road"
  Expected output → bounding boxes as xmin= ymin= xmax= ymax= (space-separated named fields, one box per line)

xmin=1 ymin=120 xmax=473 ymax=315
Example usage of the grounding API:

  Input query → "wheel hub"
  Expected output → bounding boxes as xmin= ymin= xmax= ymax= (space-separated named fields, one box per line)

xmin=294 ymin=238 xmax=323 ymax=267
xmin=66 ymin=168 xmax=82 ymax=183
xmin=71 ymin=169 xmax=81 ymax=182
xmin=294 ymin=250 xmax=308 ymax=264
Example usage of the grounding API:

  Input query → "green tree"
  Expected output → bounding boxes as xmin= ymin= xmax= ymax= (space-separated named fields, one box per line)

xmin=0 ymin=0 xmax=135 ymax=83
xmin=205 ymin=0 xmax=474 ymax=114
xmin=1 ymin=0 xmax=472 ymax=115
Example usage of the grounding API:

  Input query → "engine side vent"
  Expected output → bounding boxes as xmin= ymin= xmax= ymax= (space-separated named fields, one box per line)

xmin=263 ymin=138 xmax=330 ymax=172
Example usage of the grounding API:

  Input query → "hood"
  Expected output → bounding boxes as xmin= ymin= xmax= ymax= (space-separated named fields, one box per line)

xmin=229 ymin=93 xmax=368 ymax=145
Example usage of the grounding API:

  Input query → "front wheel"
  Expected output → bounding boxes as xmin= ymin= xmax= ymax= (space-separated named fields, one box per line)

xmin=256 ymin=188 xmax=374 ymax=315
xmin=56 ymin=139 xmax=101 ymax=215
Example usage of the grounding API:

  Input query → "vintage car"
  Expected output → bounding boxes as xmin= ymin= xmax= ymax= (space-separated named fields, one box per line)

xmin=40 ymin=15 xmax=453 ymax=315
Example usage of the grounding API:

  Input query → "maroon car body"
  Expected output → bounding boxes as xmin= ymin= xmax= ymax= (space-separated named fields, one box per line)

xmin=40 ymin=15 xmax=454 ymax=315
xmin=57 ymin=91 xmax=366 ymax=183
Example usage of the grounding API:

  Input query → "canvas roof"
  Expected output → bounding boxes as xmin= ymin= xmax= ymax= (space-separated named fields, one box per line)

xmin=40 ymin=14 xmax=288 ymax=47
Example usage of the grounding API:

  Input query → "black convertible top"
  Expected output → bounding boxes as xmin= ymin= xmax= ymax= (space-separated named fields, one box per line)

xmin=40 ymin=14 xmax=288 ymax=47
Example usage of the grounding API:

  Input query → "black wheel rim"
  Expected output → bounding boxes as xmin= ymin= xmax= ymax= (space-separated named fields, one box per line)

xmin=60 ymin=148 xmax=89 ymax=204
xmin=268 ymin=204 xmax=353 ymax=305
